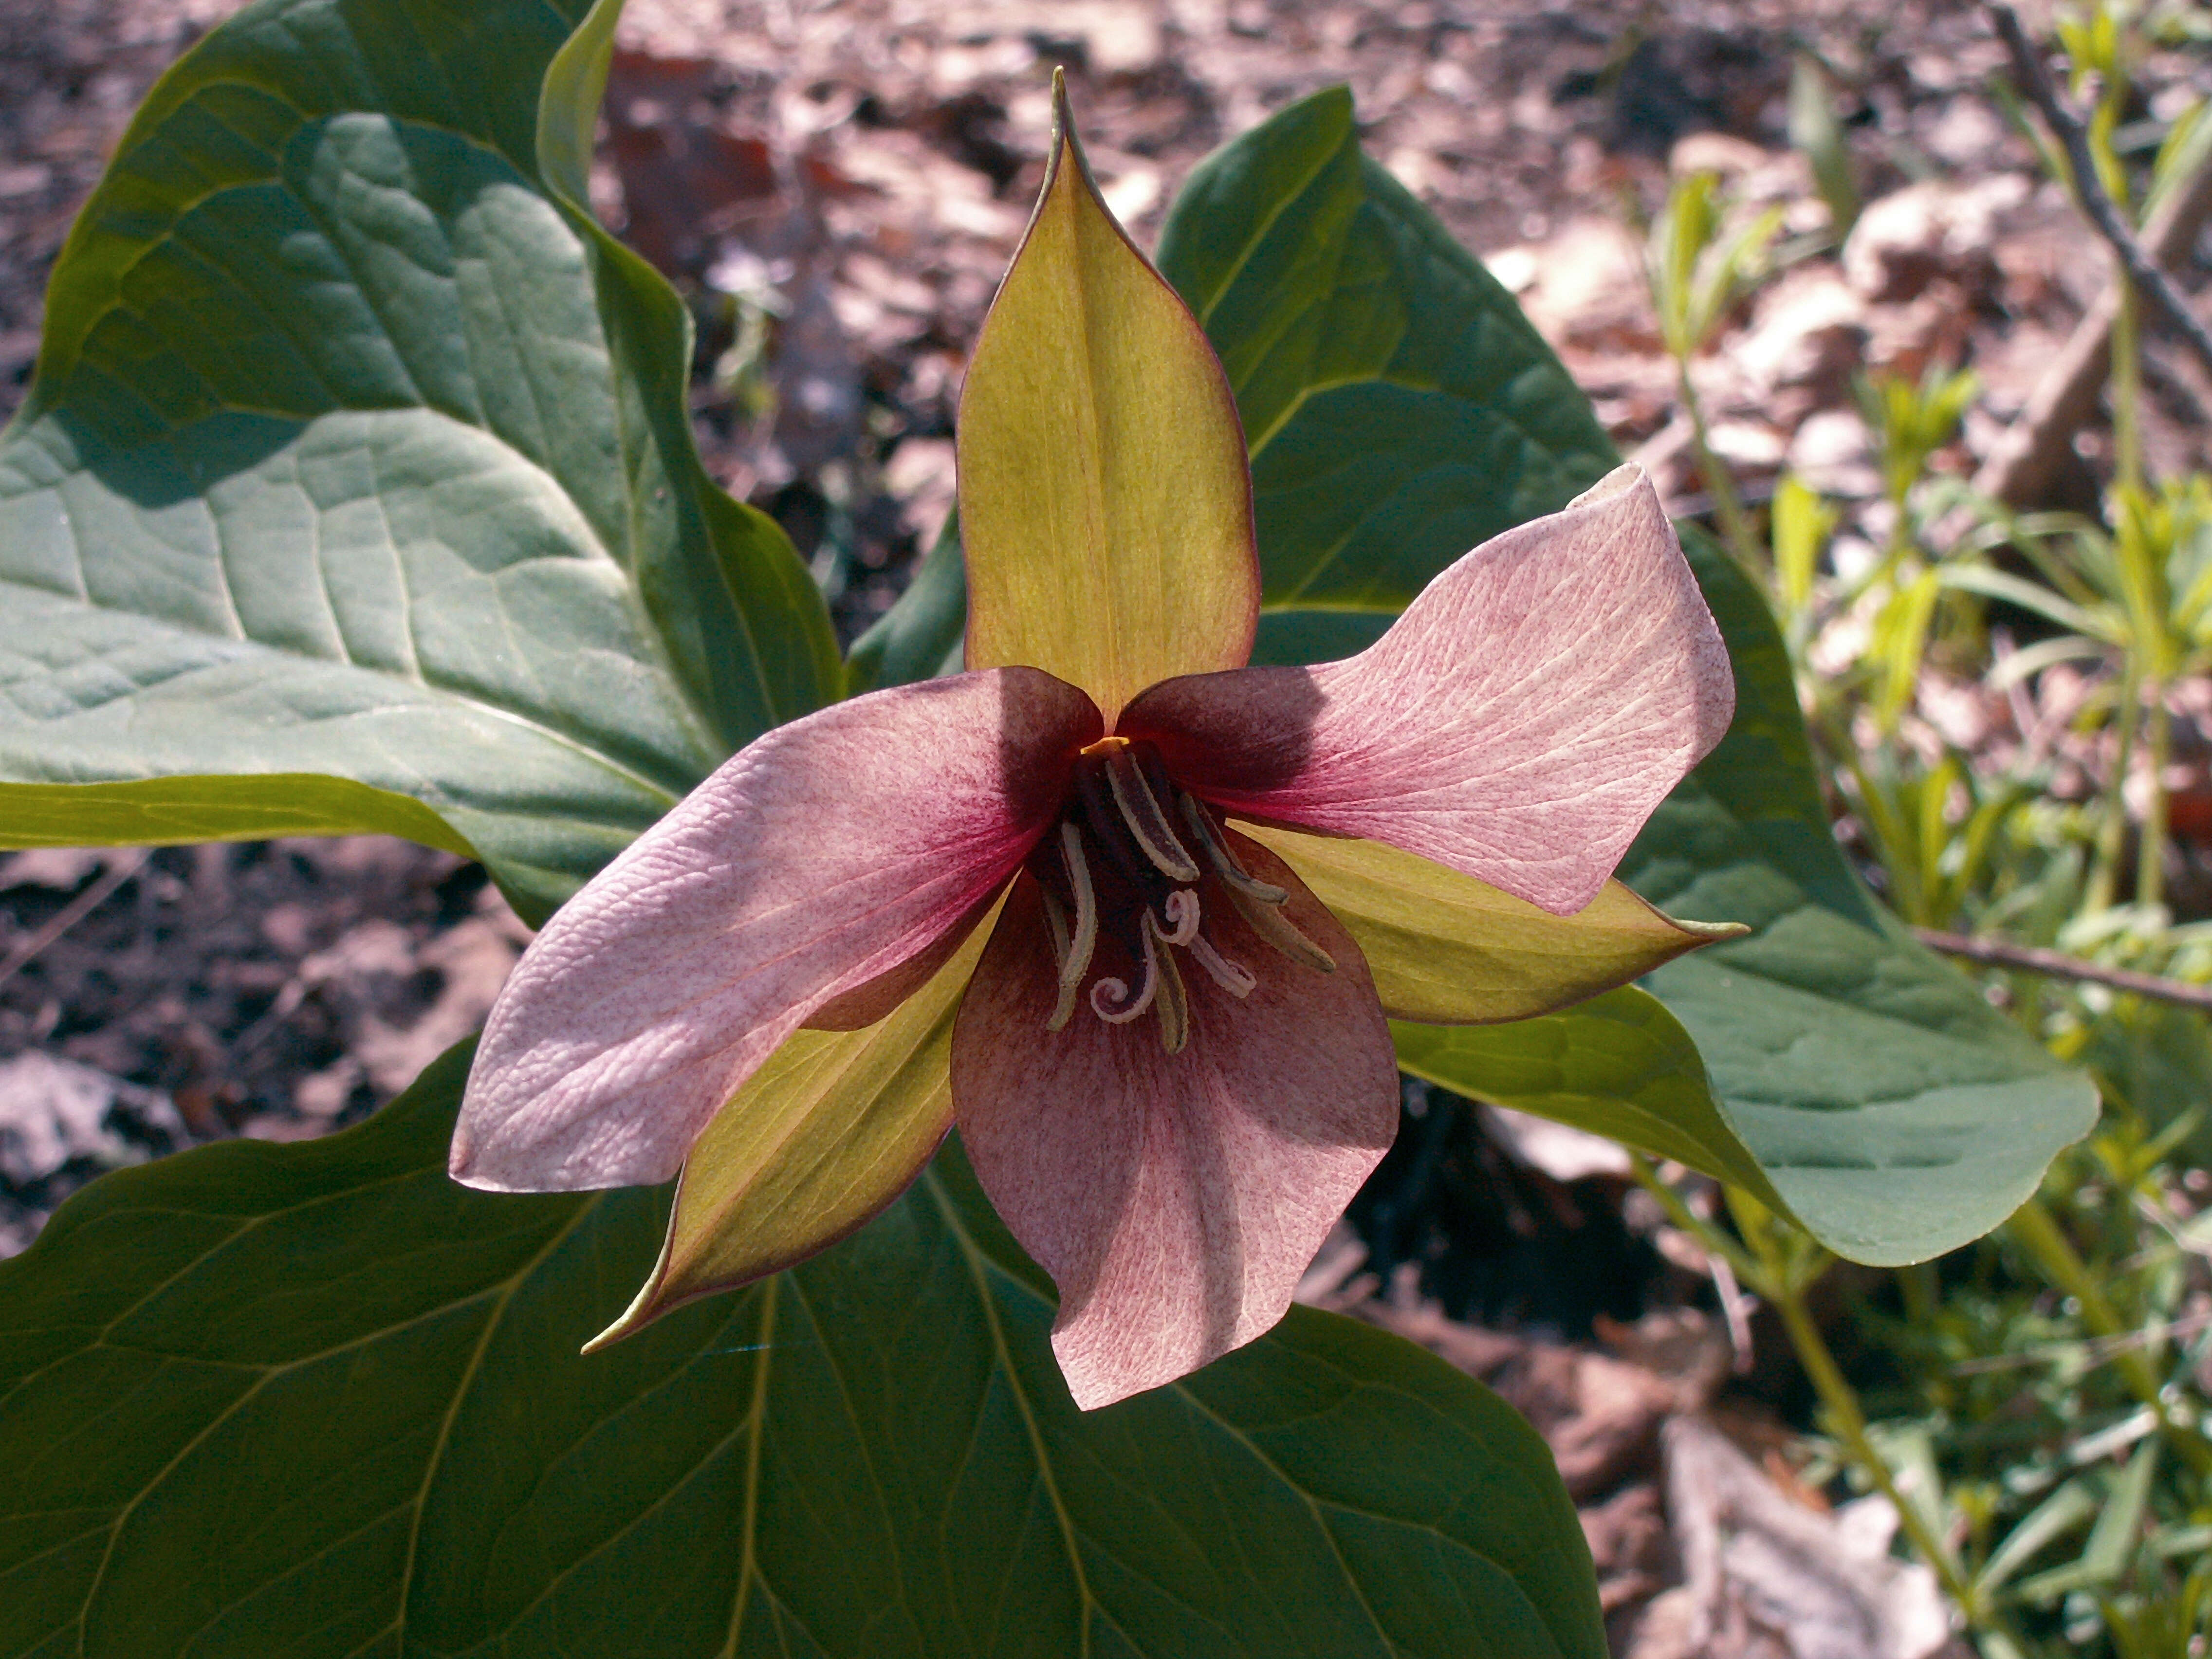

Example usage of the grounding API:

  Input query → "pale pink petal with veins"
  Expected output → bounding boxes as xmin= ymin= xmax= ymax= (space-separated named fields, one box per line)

xmin=952 ymin=833 xmax=1399 ymax=1409
xmin=1119 ymin=466 xmax=1734 ymax=916
xmin=453 ymin=667 xmax=1101 ymax=1192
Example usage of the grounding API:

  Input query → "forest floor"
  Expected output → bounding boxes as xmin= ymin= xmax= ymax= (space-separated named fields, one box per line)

xmin=6 ymin=3 xmax=2211 ymax=1655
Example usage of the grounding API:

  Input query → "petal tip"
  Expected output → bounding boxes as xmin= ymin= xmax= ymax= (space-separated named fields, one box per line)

xmin=581 ymin=1274 xmax=664 ymax=1355
xmin=1568 ymin=461 xmax=1649 ymax=511
xmin=1051 ymin=1327 xmax=1195 ymax=1412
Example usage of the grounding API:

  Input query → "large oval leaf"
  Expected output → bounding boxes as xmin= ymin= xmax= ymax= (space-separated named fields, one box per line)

xmin=1152 ymin=87 xmax=2096 ymax=1266
xmin=0 ymin=1041 xmax=1606 ymax=1659
xmin=1621 ymin=526 xmax=2100 ymax=1265
xmin=0 ymin=0 xmax=838 ymax=923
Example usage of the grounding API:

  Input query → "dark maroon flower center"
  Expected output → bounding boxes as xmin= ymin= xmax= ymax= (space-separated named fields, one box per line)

xmin=1023 ymin=737 xmax=1333 ymax=1053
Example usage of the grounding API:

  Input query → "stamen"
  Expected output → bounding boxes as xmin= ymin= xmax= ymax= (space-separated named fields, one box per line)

xmin=1040 ymin=885 xmax=1071 ymax=967
xmin=1188 ymin=931 xmax=1256 ymax=997
xmin=1075 ymin=761 xmax=1158 ymax=891
xmin=1048 ymin=821 xmax=1099 ymax=1032
xmin=1089 ymin=922 xmax=1160 ymax=1025
xmin=1177 ymin=792 xmax=1289 ymax=904
xmin=1222 ymin=881 xmax=1337 ymax=974
xmin=1158 ymin=887 xmax=1201 ymax=946
xmin=1103 ymin=747 xmax=1200 ymax=882
xmin=1146 ymin=913 xmax=1190 ymax=1055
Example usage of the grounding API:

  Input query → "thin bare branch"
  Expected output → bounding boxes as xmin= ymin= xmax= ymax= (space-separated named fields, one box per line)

xmin=1916 ymin=925 xmax=2212 ymax=1011
xmin=0 ymin=849 xmax=151 ymax=993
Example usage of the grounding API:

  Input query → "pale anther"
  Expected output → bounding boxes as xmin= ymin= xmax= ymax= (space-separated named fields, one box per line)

xmin=1040 ymin=885 xmax=1071 ymax=968
xmin=1177 ymin=791 xmax=1288 ymax=904
xmin=1048 ymin=821 xmax=1100 ymax=1032
xmin=1222 ymin=879 xmax=1336 ymax=974
xmin=1104 ymin=748 xmax=1201 ymax=883
xmin=1188 ymin=931 xmax=1256 ymax=997
xmin=1090 ymin=920 xmax=1160 ymax=1024
xmin=1146 ymin=912 xmax=1190 ymax=1055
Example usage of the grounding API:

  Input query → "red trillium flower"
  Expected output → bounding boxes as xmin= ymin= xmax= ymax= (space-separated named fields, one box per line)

xmin=451 ymin=85 xmax=1737 ymax=1409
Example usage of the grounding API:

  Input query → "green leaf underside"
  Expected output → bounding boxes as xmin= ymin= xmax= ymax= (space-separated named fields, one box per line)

xmin=0 ymin=1041 xmax=1605 ymax=1659
xmin=606 ymin=903 xmax=1002 ymax=1338
xmin=1391 ymin=989 xmax=1789 ymax=1212
xmin=0 ymin=0 xmax=836 ymax=922
xmin=0 ymin=774 xmax=477 ymax=859
xmin=1155 ymin=88 xmax=2096 ymax=1265
xmin=1247 ymin=823 xmax=1725 ymax=1027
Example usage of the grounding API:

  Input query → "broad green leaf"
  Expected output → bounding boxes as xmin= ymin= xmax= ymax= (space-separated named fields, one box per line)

xmin=1248 ymin=606 xmax=1391 ymax=666
xmin=0 ymin=1040 xmax=1607 ymax=1659
xmin=1392 ymin=987 xmax=1789 ymax=1208
xmin=593 ymin=905 xmax=996 ymax=1345
xmin=958 ymin=78 xmax=1258 ymax=725
xmin=1245 ymin=822 xmax=1740 ymax=1025
xmin=1162 ymin=88 xmax=2096 ymax=1265
xmin=0 ymin=0 xmax=837 ymax=923
xmin=1155 ymin=86 xmax=1615 ymax=612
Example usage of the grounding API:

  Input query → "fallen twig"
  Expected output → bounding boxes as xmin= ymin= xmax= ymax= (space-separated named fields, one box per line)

xmin=1915 ymin=924 xmax=2212 ymax=1011
xmin=1987 ymin=3 xmax=2212 ymax=387
xmin=0 ymin=848 xmax=152 ymax=994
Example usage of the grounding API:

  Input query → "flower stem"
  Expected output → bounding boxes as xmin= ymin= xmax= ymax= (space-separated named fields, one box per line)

xmin=2139 ymin=675 xmax=2171 ymax=911
xmin=1767 ymin=1283 xmax=1984 ymax=1616
xmin=2089 ymin=651 xmax=2141 ymax=914
xmin=1677 ymin=361 xmax=1764 ymax=578
xmin=1628 ymin=1156 xmax=2011 ymax=1634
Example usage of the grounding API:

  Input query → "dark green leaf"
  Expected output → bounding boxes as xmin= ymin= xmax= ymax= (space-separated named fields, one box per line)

xmin=0 ymin=1041 xmax=1606 ymax=1659
xmin=1156 ymin=86 xmax=1617 ymax=611
xmin=1166 ymin=89 xmax=2096 ymax=1265
xmin=0 ymin=0 xmax=837 ymax=922
xmin=1248 ymin=607 xmax=1391 ymax=667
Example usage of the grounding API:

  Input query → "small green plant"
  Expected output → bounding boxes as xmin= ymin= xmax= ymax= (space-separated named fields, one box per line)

xmin=1788 ymin=51 xmax=1862 ymax=241
xmin=1646 ymin=169 xmax=1784 ymax=573
xmin=1839 ymin=748 xmax=2028 ymax=931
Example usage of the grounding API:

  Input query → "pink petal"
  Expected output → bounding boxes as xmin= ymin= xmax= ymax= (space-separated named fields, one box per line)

xmin=453 ymin=668 xmax=1101 ymax=1192
xmin=1118 ymin=466 xmax=1733 ymax=915
xmin=952 ymin=832 xmax=1399 ymax=1409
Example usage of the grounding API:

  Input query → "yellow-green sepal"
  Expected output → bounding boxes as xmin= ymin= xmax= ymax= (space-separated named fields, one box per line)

xmin=587 ymin=903 xmax=997 ymax=1349
xmin=956 ymin=73 xmax=1260 ymax=725
xmin=1242 ymin=822 xmax=1745 ymax=1024
xmin=1391 ymin=987 xmax=1792 ymax=1211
